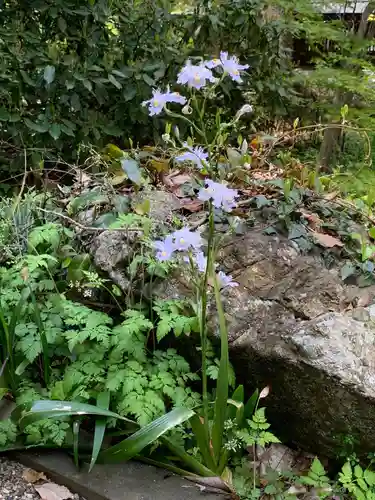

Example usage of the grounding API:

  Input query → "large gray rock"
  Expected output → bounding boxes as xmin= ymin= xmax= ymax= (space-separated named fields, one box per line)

xmin=155 ymin=230 xmax=375 ymax=457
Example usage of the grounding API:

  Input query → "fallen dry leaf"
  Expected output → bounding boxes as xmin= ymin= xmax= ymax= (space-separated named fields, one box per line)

xmin=179 ymin=198 xmax=204 ymax=212
xmin=35 ymin=482 xmax=73 ymax=500
xmin=22 ymin=468 xmax=46 ymax=484
xmin=300 ymin=209 xmax=322 ymax=229
xmin=312 ymin=231 xmax=344 ymax=248
xmin=324 ymin=191 xmax=339 ymax=201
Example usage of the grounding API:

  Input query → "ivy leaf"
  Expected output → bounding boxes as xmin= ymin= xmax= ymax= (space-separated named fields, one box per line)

xmin=57 ymin=17 xmax=67 ymax=32
xmin=24 ymin=119 xmax=49 ymax=133
xmin=121 ymin=158 xmax=142 ymax=185
xmin=43 ymin=65 xmax=56 ymax=85
xmin=20 ymin=70 xmax=36 ymax=86
xmin=49 ymin=124 xmax=61 ymax=140
xmin=108 ymin=74 xmax=122 ymax=89
xmin=83 ymin=79 xmax=93 ymax=92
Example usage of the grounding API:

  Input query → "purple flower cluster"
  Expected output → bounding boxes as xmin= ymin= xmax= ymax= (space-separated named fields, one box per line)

xmin=142 ymin=87 xmax=186 ymax=116
xmin=198 ymin=179 xmax=239 ymax=212
xmin=177 ymin=61 xmax=217 ymax=90
xmin=175 ymin=143 xmax=208 ymax=170
xmin=205 ymin=52 xmax=249 ymax=83
xmin=154 ymin=228 xmax=203 ymax=262
xmin=153 ymin=229 xmax=238 ymax=289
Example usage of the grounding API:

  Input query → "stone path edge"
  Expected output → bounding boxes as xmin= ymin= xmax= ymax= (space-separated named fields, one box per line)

xmin=10 ymin=450 xmax=224 ymax=500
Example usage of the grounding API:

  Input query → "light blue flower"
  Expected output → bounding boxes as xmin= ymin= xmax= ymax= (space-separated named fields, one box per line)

xmin=205 ymin=52 xmax=249 ymax=82
xmin=184 ymin=251 xmax=208 ymax=273
xmin=217 ymin=271 xmax=238 ymax=289
xmin=177 ymin=61 xmax=216 ymax=90
xmin=198 ymin=179 xmax=239 ymax=212
xmin=171 ymin=228 xmax=203 ymax=252
xmin=154 ymin=235 xmax=175 ymax=261
xmin=142 ymin=87 xmax=186 ymax=116
xmin=175 ymin=143 xmax=208 ymax=170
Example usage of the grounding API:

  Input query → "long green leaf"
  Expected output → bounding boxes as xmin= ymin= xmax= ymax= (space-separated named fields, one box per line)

xmin=244 ymin=389 xmax=259 ymax=419
xmin=99 ymin=407 xmax=194 ymax=463
xmin=89 ymin=391 xmax=110 ymax=472
xmin=29 ymin=289 xmax=50 ymax=386
xmin=189 ymin=414 xmax=216 ymax=471
xmin=227 ymin=385 xmax=245 ymax=425
xmin=211 ymin=274 xmax=229 ymax=464
xmin=72 ymin=419 xmax=80 ymax=468
xmin=161 ymin=436 xmax=216 ymax=477
xmin=16 ymin=400 xmax=136 ymax=429
xmin=139 ymin=456 xmax=196 ymax=477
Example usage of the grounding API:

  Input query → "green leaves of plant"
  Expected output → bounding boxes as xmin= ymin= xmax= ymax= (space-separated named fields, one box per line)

xmin=43 ymin=66 xmax=56 ymax=85
xmin=16 ymin=400 xmax=136 ymax=430
xmin=89 ymin=392 xmax=110 ymax=471
xmin=98 ymin=407 xmax=194 ymax=463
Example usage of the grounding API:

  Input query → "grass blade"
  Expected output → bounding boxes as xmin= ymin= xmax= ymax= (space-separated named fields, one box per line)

xmin=189 ymin=414 xmax=216 ymax=471
xmin=99 ymin=407 xmax=194 ymax=463
xmin=89 ymin=391 xmax=110 ymax=472
xmin=211 ymin=274 xmax=229 ymax=465
xmin=161 ymin=436 xmax=216 ymax=477
xmin=139 ymin=456 xmax=196 ymax=477
xmin=16 ymin=400 xmax=136 ymax=429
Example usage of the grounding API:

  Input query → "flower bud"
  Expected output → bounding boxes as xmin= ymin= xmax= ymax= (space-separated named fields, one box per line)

xmin=182 ymin=104 xmax=193 ymax=115
xmin=234 ymin=104 xmax=253 ymax=121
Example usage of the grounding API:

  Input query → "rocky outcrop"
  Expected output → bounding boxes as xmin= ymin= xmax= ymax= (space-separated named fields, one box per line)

xmin=155 ymin=230 xmax=375 ymax=458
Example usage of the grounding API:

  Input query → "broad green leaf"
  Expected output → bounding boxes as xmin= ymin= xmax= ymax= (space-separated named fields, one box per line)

xmin=364 ymin=469 xmax=375 ymax=486
xmin=44 ymin=65 xmax=56 ymax=84
xmin=108 ymin=74 xmax=122 ymax=89
xmin=311 ymin=458 xmax=326 ymax=477
xmin=89 ymin=392 xmax=110 ymax=472
xmin=20 ymin=70 xmax=36 ymax=86
xmin=16 ymin=400 xmax=135 ymax=429
xmin=342 ymin=461 xmax=353 ymax=479
xmin=244 ymin=389 xmax=259 ymax=418
xmin=99 ymin=407 xmax=194 ymax=462
xmin=355 ymin=465 xmax=364 ymax=478
xmin=24 ymin=119 xmax=49 ymax=133
xmin=369 ymin=227 xmax=375 ymax=240
xmin=0 ymin=388 xmax=8 ymax=400
xmin=83 ymin=79 xmax=93 ymax=92
xmin=142 ymin=74 xmax=154 ymax=86
xmin=49 ymin=124 xmax=61 ymax=140
xmin=121 ymin=158 xmax=142 ymax=185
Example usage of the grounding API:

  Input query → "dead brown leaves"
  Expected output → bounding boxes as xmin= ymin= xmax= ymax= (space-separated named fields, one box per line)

xmin=22 ymin=468 xmax=74 ymax=500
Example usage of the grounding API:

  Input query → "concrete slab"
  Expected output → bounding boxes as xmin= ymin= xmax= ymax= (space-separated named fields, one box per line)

xmin=13 ymin=451 xmax=224 ymax=500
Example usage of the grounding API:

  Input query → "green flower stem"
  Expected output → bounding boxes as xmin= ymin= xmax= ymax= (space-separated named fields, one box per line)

xmin=191 ymin=94 xmax=209 ymax=146
xmin=165 ymin=109 xmax=206 ymax=140
xmin=199 ymin=202 xmax=215 ymax=447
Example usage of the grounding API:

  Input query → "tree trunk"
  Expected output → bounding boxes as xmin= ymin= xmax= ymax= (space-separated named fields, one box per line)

xmin=318 ymin=1 xmax=375 ymax=172
xmin=318 ymin=126 xmax=342 ymax=172
xmin=358 ymin=1 xmax=375 ymax=39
